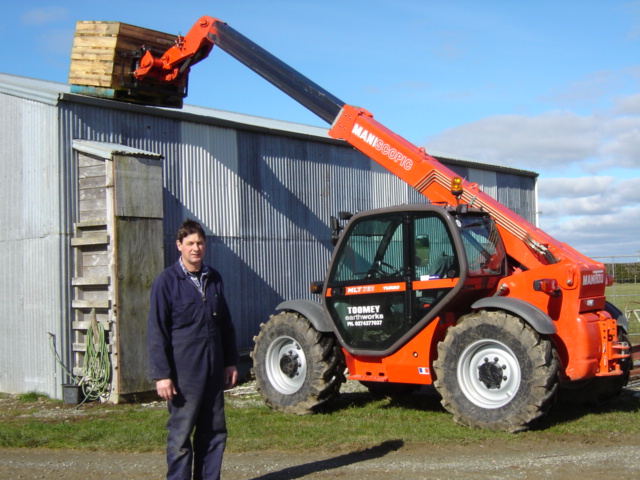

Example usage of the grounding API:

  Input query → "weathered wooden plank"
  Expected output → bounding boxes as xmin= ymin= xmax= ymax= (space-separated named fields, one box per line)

xmin=69 ymin=62 xmax=115 ymax=77
xmin=79 ymin=199 xmax=107 ymax=215
xmin=79 ymin=176 xmax=108 ymax=189
xmin=72 ymin=276 xmax=110 ymax=286
xmin=72 ymin=299 xmax=110 ymax=309
xmin=78 ymin=210 xmax=108 ymax=224
xmin=74 ymin=21 xmax=122 ymax=36
xmin=68 ymin=60 xmax=115 ymax=74
xmin=72 ymin=35 xmax=119 ymax=49
xmin=70 ymin=49 xmax=119 ymax=62
xmin=79 ymin=289 xmax=110 ymax=302
xmin=71 ymin=234 xmax=109 ymax=247
xmin=78 ymin=165 xmax=106 ymax=178
xmin=75 ymin=220 xmax=108 ymax=229
xmin=114 ymin=156 xmax=164 ymax=218
xmin=81 ymin=265 xmax=110 ymax=279
xmin=69 ymin=73 xmax=115 ymax=87
xmin=78 ymin=154 xmax=106 ymax=168
xmin=79 ymin=188 xmax=106 ymax=203
xmin=80 ymin=250 xmax=110 ymax=267
xmin=116 ymin=217 xmax=163 ymax=393
xmin=78 ymin=293 xmax=110 ymax=305
xmin=72 ymin=320 xmax=111 ymax=331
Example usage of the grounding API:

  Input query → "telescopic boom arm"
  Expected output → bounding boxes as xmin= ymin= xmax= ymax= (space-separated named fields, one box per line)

xmin=134 ymin=16 xmax=344 ymax=124
xmin=133 ymin=16 xmax=598 ymax=275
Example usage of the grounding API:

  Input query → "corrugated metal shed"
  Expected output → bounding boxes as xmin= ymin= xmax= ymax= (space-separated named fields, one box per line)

xmin=0 ymin=75 xmax=69 ymax=397
xmin=0 ymin=72 xmax=538 ymax=398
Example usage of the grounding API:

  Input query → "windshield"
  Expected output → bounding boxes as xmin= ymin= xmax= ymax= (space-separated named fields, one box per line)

xmin=457 ymin=215 xmax=505 ymax=276
xmin=329 ymin=214 xmax=404 ymax=283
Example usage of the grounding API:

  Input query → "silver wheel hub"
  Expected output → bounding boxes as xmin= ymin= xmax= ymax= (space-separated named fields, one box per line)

xmin=266 ymin=336 xmax=307 ymax=395
xmin=457 ymin=339 xmax=521 ymax=409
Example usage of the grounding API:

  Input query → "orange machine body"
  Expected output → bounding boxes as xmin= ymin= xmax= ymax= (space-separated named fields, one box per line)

xmin=132 ymin=16 xmax=628 ymax=385
xmin=329 ymin=105 xmax=622 ymax=382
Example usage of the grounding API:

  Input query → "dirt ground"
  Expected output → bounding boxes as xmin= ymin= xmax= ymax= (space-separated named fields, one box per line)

xmin=1 ymin=440 xmax=640 ymax=480
xmin=2 ymin=382 xmax=640 ymax=480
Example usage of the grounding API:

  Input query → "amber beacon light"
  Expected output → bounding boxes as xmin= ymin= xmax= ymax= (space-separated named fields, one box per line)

xmin=451 ymin=177 xmax=463 ymax=199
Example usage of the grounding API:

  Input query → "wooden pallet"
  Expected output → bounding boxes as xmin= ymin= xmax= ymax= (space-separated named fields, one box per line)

xmin=69 ymin=21 xmax=185 ymax=108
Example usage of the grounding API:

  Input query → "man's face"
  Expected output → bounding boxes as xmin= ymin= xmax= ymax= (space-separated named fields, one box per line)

xmin=177 ymin=233 xmax=206 ymax=272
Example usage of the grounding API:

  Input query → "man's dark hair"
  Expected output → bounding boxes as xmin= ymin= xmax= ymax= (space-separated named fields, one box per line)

xmin=177 ymin=219 xmax=206 ymax=243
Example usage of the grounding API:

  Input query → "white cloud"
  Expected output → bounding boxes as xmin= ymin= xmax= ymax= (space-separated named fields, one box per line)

xmin=539 ymin=204 xmax=640 ymax=259
xmin=538 ymin=176 xmax=640 ymax=209
xmin=425 ymin=111 xmax=602 ymax=171
xmin=612 ymin=93 xmax=640 ymax=114
xmin=537 ymin=176 xmax=616 ymax=199
xmin=541 ymin=70 xmax=622 ymax=108
xmin=532 ymin=176 xmax=640 ymax=256
xmin=424 ymin=93 xmax=640 ymax=256
xmin=598 ymin=116 xmax=640 ymax=169
xmin=21 ymin=7 xmax=68 ymax=26
xmin=426 ymin=93 xmax=640 ymax=173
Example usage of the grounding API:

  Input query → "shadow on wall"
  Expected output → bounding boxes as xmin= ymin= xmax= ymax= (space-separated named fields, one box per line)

xmin=160 ymin=197 xmax=333 ymax=352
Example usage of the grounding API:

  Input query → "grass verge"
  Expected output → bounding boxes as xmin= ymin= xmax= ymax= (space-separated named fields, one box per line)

xmin=607 ymin=283 xmax=640 ymax=336
xmin=1 ymin=382 xmax=639 ymax=453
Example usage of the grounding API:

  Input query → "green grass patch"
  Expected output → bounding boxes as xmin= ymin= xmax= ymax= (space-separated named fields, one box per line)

xmin=2 ymin=385 xmax=639 ymax=454
xmin=0 ymin=401 xmax=167 ymax=451
xmin=17 ymin=391 xmax=50 ymax=403
xmin=606 ymin=283 xmax=640 ymax=337
xmin=225 ymin=387 xmax=640 ymax=452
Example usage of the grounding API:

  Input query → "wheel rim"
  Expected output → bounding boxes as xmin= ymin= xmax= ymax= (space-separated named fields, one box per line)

xmin=457 ymin=339 xmax=521 ymax=409
xmin=265 ymin=335 xmax=307 ymax=395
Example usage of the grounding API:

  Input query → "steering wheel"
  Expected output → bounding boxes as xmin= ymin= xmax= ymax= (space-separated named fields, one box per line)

xmin=366 ymin=260 xmax=400 ymax=278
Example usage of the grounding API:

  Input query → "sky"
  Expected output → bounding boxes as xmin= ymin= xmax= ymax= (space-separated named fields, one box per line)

xmin=2 ymin=0 xmax=639 ymax=260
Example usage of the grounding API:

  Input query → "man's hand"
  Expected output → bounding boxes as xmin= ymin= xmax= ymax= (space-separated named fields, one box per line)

xmin=156 ymin=378 xmax=177 ymax=401
xmin=225 ymin=366 xmax=238 ymax=390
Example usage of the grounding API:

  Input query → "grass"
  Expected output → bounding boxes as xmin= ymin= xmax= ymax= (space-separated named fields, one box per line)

xmin=2 ymin=288 xmax=639 ymax=453
xmin=606 ymin=283 xmax=640 ymax=337
xmin=17 ymin=391 xmax=50 ymax=403
xmin=1 ymin=384 xmax=639 ymax=453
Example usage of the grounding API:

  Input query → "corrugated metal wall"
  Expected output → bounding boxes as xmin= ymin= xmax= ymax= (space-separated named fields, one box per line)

xmin=57 ymin=102 xmax=434 ymax=350
xmin=0 ymin=93 xmax=71 ymax=397
xmin=57 ymin=100 xmax=536 ymax=352
xmin=1 ymin=78 xmax=537 ymax=396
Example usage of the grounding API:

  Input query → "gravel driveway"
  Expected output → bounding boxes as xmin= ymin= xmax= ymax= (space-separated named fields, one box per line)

xmin=1 ymin=440 xmax=640 ymax=480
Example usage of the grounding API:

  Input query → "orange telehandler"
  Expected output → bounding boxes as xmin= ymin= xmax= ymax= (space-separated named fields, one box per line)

xmin=132 ymin=16 xmax=631 ymax=431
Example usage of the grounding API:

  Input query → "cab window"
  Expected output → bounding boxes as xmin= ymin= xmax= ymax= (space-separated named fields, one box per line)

xmin=330 ymin=215 xmax=404 ymax=283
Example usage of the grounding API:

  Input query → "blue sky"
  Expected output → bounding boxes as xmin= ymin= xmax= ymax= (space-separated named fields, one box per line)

xmin=2 ymin=1 xmax=639 ymax=259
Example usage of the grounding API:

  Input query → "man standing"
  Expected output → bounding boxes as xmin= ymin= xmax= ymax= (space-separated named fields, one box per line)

xmin=148 ymin=219 xmax=239 ymax=480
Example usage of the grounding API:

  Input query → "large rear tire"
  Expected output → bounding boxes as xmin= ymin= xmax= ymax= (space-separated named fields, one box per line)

xmin=433 ymin=310 xmax=559 ymax=432
xmin=251 ymin=311 xmax=345 ymax=414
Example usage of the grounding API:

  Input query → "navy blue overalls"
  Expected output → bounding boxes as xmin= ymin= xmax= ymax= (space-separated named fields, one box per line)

xmin=148 ymin=261 xmax=239 ymax=480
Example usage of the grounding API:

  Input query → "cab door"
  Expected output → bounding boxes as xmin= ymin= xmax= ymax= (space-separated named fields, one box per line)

xmin=324 ymin=209 xmax=461 ymax=354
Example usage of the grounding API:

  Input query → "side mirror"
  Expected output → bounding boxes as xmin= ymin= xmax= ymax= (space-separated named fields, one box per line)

xmin=330 ymin=216 xmax=342 ymax=246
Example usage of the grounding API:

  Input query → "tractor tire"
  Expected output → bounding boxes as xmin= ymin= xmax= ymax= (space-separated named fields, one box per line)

xmin=251 ymin=311 xmax=345 ymax=415
xmin=559 ymin=328 xmax=631 ymax=407
xmin=433 ymin=310 xmax=559 ymax=432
